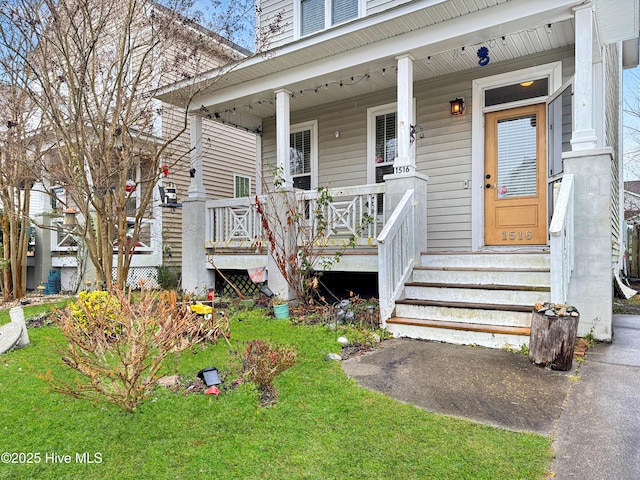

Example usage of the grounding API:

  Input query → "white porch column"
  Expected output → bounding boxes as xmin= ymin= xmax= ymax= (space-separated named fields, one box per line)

xmin=275 ymin=89 xmax=292 ymax=188
xmin=188 ymin=114 xmax=205 ymax=197
xmin=395 ymin=54 xmax=415 ymax=172
xmin=571 ymin=3 xmax=598 ymax=150
xmin=182 ymin=113 xmax=214 ymax=295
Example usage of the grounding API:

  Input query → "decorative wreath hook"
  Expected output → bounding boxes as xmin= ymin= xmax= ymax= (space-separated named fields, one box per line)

xmin=477 ymin=46 xmax=490 ymax=66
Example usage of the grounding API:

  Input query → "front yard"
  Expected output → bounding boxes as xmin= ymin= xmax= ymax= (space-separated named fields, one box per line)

xmin=0 ymin=301 xmax=551 ymax=479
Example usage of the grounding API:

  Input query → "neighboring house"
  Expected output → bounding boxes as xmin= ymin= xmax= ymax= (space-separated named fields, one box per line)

xmin=625 ymin=180 xmax=640 ymax=224
xmin=24 ymin=4 xmax=256 ymax=292
xmin=159 ymin=0 xmax=638 ymax=347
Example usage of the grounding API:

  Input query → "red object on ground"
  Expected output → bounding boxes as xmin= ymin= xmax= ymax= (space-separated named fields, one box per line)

xmin=204 ymin=385 xmax=221 ymax=395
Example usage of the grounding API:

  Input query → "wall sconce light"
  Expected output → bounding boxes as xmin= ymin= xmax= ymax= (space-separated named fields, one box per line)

xmin=410 ymin=124 xmax=425 ymax=144
xmin=450 ymin=98 xmax=464 ymax=116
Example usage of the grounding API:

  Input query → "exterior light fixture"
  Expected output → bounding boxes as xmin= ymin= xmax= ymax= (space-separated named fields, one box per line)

xmin=450 ymin=98 xmax=464 ymax=116
xmin=520 ymin=80 xmax=534 ymax=87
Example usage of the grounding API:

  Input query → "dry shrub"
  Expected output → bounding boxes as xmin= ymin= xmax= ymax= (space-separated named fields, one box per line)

xmin=51 ymin=288 xmax=230 ymax=412
xmin=239 ymin=339 xmax=297 ymax=405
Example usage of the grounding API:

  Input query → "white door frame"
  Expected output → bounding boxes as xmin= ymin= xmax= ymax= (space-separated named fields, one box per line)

xmin=471 ymin=61 xmax=563 ymax=251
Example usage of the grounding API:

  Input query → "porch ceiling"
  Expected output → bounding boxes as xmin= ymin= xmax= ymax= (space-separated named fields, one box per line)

xmin=157 ymin=0 xmax=580 ymax=131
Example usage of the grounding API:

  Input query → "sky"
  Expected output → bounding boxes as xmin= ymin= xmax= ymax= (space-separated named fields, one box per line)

xmin=624 ymin=64 xmax=640 ymax=181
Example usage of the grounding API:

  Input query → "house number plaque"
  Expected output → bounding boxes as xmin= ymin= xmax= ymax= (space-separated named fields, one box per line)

xmin=394 ymin=165 xmax=414 ymax=175
xmin=502 ymin=230 xmax=533 ymax=241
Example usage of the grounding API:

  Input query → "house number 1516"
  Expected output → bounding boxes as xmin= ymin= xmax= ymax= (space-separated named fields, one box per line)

xmin=502 ymin=230 xmax=533 ymax=241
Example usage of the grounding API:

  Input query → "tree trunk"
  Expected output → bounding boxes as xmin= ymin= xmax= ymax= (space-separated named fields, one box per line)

xmin=529 ymin=310 xmax=579 ymax=371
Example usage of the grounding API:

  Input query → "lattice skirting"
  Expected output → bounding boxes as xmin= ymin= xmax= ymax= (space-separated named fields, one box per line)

xmin=112 ymin=267 xmax=159 ymax=289
xmin=215 ymin=270 xmax=260 ymax=297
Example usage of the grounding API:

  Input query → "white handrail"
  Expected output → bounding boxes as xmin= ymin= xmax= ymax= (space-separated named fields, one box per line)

xmin=377 ymin=189 xmax=415 ymax=322
xmin=549 ymin=174 xmax=575 ymax=304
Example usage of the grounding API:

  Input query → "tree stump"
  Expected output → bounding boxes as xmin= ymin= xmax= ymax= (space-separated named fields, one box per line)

xmin=529 ymin=304 xmax=579 ymax=371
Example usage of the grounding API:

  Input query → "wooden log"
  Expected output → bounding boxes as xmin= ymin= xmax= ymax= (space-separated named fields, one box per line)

xmin=529 ymin=310 xmax=579 ymax=371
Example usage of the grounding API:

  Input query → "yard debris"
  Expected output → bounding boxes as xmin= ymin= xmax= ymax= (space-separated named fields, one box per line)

xmin=337 ymin=336 xmax=349 ymax=346
xmin=325 ymin=353 xmax=342 ymax=361
xmin=204 ymin=385 xmax=221 ymax=395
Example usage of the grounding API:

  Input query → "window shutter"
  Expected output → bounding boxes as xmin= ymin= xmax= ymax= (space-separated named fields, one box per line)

xmin=332 ymin=0 xmax=358 ymax=25
xmin=301 ymin=0 xmax=324 ymax=36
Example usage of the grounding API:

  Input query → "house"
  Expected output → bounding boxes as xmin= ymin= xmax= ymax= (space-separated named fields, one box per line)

xmin=21 ymin=2 xmax=257 ymax=293
xmin=159 ymin=0 xmax=639 ymax=348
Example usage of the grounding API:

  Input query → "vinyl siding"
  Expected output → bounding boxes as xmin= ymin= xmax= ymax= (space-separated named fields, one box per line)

xmin=258 ymin=0 xmax=295 ymax=49
xmin=161 ymin=107 xmax=257 ymax=267
xmin=261 ymin=48 xmax=574 ymax=252
xmin=603 ymin=43 xmax=621 ymax=269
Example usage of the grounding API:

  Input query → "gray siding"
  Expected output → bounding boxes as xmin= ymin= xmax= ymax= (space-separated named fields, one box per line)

xmin=604 ymin=43 xmax=621 ymax=269
xmin=258 ymin=0 xmax=294 ymax=49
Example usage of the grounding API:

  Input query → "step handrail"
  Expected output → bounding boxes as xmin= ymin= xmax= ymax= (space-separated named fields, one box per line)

xmin=549 ymin=174 xmax=575 ymax=304
xmin=377 ymin=189 xmax=415 ymax=322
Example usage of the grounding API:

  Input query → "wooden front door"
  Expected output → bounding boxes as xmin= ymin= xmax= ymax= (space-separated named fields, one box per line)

xmin=484 ymin=104 xmax=547 ymax=245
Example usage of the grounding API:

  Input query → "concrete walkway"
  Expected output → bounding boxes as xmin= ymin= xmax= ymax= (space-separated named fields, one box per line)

xmin=342 ymin=314 xmax=640 ymax=478
xmin=550 ymin=314 xmax=640 ymax=479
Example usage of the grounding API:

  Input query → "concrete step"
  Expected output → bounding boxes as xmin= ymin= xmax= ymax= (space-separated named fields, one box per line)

xmin=394 ymin=299 xmax=532 ymax=328
xmin=420 ymin=252 xmax=550 ymax=269
xmin=412 ymin=266 xmax=550 ymax=288
xmin=386 ymin=317 xmax=530 ymax=349
xmin=403 ymin=282 xmax=550 ymax=306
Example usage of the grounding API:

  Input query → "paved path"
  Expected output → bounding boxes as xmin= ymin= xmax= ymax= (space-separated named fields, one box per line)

xmin=550 ymin=315 xmax=640 ymax=479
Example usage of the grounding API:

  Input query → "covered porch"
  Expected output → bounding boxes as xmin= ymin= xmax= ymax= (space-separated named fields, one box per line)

xmin=158 ymin=0 xmax=634 ymax=343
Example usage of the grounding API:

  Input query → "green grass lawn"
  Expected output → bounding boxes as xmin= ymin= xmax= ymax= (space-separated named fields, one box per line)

xmin=0 ymin=304 xmax=551 ymax=479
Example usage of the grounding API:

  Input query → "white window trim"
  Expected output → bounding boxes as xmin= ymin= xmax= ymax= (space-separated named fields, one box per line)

xmin=366 ymin=101 xmax=416 ymax=184
xmin=471 ymin=61 xmax=563 ymax=252
xmin=234 ymin=174 xmax=252 ymax=198
xmin=290 ymin=119 xmax=318 ymax=189
xmin=294 ymin=0 xmax=366 ymax=40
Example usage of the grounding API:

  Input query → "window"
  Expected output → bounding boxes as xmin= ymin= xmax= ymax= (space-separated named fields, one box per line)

xmin=50 ymin=187 xmax=66 ymax=211
xmin=300 ymin=0 xmax=360 ymax=37
xmin=290 ymin=129 xmax=312 ymax=190
xmin=289 ymin=121 xmax=317 ymax=190
xmin=234 ymin=175 xmax=251 ymax=198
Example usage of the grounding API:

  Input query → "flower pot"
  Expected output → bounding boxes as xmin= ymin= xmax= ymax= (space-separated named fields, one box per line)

xmin=273 ymin=302 xmax=289 ymax=319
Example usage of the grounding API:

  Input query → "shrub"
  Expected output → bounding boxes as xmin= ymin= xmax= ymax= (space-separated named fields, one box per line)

xmin=68 ymin=290 xmax=122 ymax=339
xmin=157 ymin=265 xmax=180 ymax=290
xmin=239 ymin=339 xmax=297 ymax=405
xmin=51 ymin=288 xmax=230 ymax=412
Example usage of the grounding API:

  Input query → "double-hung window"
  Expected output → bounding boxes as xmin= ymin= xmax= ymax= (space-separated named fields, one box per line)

xmin=300 ymin=0 xmax=360 ymax=37
xmin=289 ymin=121 xmax=317 ymax=190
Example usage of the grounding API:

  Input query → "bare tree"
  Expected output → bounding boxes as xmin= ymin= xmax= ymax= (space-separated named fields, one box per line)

xmin=0 ymin=0 xmax=265 ymax=290
xmin=624 ymin=69 xmax=640 ymax=180
xmin=0 ymin=23 xmax=46 ymax=300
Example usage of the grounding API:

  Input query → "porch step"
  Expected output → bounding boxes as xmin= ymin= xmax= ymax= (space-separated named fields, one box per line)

xmin=403 ymin=282 xmax=550 ymax=306
xmin=387 ymin=317 xmax=531 ymax=336
xmin=394 ymin=299 xmax=532 ymax=327
xmin=386 ymin=252 xmax=550 ymax=349
xmin=420 ymin=252 xmax=550 ymax=269
xmin=413 ymin=266 xmax=550 ymax=287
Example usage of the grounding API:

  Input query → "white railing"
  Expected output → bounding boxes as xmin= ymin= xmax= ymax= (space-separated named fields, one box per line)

xmin=51 ymin=218 xmax=155 ymax=254
xmin=205 ymin=184 xmax=385 ymax=249
xmin=549 ymin=174 xmax=575 ymax=304
xmin=300 ymin=183 xmax=385 ymax=247
xmin=205 ymin=197 xmax=264 ymax=249
xmin=377 ymin=189 xmax=415 ymax=322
